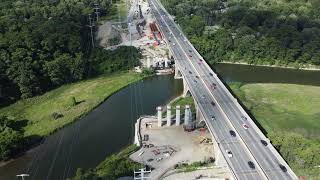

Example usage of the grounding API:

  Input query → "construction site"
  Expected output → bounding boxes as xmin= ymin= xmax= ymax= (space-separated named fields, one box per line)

xmin=130 ymin=103 xmax=232 ymax=180
xmin=96 ymin=0 xmax=174 ymax=75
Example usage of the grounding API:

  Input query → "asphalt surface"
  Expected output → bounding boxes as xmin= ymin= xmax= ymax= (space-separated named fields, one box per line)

xmin=148 ymin=0 xmax=298 ymax=179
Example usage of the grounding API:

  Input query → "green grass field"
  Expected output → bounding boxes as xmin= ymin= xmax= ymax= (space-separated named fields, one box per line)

xmin=229 ymin=83 xmax=320 ymax=177
xmin=229 ymin=83 xmax=320 ymax=138
xmin=0 ymin=72 xmax=144 ymax=138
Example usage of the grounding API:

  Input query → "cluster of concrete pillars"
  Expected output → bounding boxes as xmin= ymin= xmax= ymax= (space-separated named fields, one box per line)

xmin=157 ymin=105 xmax=191 ymax=127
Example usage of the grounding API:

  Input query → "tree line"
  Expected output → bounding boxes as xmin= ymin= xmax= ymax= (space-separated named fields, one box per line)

xmin=161 ymin=0 xmax=320 ymax=67
xmin=0 ymin=0 xmax=140 ymax=107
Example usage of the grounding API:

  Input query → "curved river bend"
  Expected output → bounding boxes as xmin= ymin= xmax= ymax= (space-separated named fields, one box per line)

xmin=0 ymin=64 xmax=319 ymax=180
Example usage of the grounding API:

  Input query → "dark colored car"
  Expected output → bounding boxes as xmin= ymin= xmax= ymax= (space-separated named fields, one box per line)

xmin=261 ymin=140 xmax=268 ymax=146
xmin=211 ymin=101 xmax=215 ymax=106
xmin=209 ymin=73 xmax=213 ymax=76
xmin=189 ymin=71 xmax=192 ymax=74
xmin=229 ymin=130 xmax=236 ymax=137
xmin=248 ymin=161 xmax=255 ymax=169
xmin=196 ymin=75 xmax=199 ymax=79
xmin=279 ymin=164 xmax=287 ymax=172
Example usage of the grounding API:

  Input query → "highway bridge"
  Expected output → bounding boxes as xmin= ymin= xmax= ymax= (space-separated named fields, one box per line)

xmin=148 ymin=0 xmax=298 ymax=179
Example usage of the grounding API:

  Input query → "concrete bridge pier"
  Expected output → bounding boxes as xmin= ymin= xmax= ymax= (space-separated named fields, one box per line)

xmin=184 ymin=105 xmax=191 ymax=126
xmin=194 ymin=101 xmax=206 ymax=128
xmin=182 ymin=78 xmax=191 ymax=97
xmin=166 ymin=105 xmax=171 ymax=126
xmin=157 ymin=106 xmax=162 ymax=127
xmin=175 ymin=105 xmax=181 ymax=125
xmin=214 ymin=141 xmax=228 ymax=167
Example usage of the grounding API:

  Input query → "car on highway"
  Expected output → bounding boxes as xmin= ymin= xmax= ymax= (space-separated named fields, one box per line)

xmin=248 ymin=161 xmax=255 ymax=169
xmin=189 ymin=54 xmax=192 ymax=57
xmin=168 ymin=39 xmax=171 ymax=42
xmin=209 ymin=73 xmax=213 ymax=76
xmin=201 ymin=95 xmax=205 ymax=99
xmin=261 ymin=140 xmax=268 ymax=146
xmin=242 ymin=124 xmax=249 ymax=130
xmin=229 ymin=130 xmax=236 ymax=137
xmin=211 ymin=115 xmax=215 ymax=120
xmin=241 ymin=115 xmax=247 ymax=120
xmin=173 ymin=43 xmax=175 ymax=46
xmin=226 ymin=150 xmax=233 ymax=157
xmin=196 ymin=75 xmax=199 ymax=79
xmin=189 ymin=71 xmax=192 ymax=74
xmin=198 ymin=62 xmax=202 ymax=65
xmin=211 ymin=101 xmax=215 ymax=106
xmin=279 ymin=164 xmax=287 ymax=172
xmin=189 ymin=49 xmax=192 ymax=53
xmin=199 ymin=59 xmax=203 ymax=62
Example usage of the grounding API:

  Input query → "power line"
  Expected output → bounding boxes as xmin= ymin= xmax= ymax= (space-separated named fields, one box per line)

xmin=134 ymin=167 xmax=152 ymax=180
xmin=16 ymin=174 xmax=29 ymax=180
xmin=94 ymin=3 xmax=100 ymax=22
xmin=87 ymin=14 xmax=95 ymax=48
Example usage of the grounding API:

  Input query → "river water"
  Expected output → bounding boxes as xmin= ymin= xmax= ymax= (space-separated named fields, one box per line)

xmin=0 ymin=64 xmax=319 ymax=180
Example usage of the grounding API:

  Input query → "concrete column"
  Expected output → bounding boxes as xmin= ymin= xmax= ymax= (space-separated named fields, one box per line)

xmin=157 ymin=106 xmax=162 ymax=127
xmin=166 ymin=105 xmax=171 ymax=126
xmin=184 ymin=105 xmax=190 ymax=126
xmin=176 ymin=105 xmax=180 ymax=126
xmin=164 ymin=58 xmax=168 ymax=68
xmin=147 ymin=57 xmax=151 ymax=68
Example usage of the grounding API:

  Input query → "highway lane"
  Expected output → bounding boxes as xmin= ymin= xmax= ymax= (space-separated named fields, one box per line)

xmin=155 ymin=3 xmax=295 ymax=179
xmin=149 ymin=0 xmax=298 ymax=179
xmin=148 ymin=1 xmax=268 ymax=179
xmin=161 ymin=14 xmax=291 ymax=180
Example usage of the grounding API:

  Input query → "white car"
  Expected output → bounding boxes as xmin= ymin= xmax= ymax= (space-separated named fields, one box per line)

xmin=226 ymin=150 xmax=233 ymax=157
xmin=172 ymin=43 xmax=175 ymax=46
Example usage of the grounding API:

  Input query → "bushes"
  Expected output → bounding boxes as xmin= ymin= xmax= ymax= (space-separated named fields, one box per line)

xmin=0 ymin=116 xmax=23 ymax=160
xmin=68 ymin=145 xmax=141 ymax=180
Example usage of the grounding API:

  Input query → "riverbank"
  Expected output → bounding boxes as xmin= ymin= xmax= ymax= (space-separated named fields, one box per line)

xmin=0 ymin=71 xmax=148 ymax=164
xmin=219 ymin=61 xmax=320 ymax=71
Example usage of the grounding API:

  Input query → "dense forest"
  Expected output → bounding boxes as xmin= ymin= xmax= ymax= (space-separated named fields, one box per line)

xmin=0 ymin=0 xmax=140 ymax=107
xmin=161 ymin=0 xmax=320 ymax=67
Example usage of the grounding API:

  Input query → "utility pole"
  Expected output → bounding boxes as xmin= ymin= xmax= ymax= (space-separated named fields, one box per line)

xmin=16 ymin=174 xmax=29 ymax=180
xmin=94 ymin=3 xmax=100 ymax=22
xmin=87 ymin=14 xmax=95 ymax=48
xmin=134 ymin=167 xmax=151 ymax=180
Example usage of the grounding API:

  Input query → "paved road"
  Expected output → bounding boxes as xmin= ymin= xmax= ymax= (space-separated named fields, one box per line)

xmin=148 ymin=0 xmax=298 ymax=179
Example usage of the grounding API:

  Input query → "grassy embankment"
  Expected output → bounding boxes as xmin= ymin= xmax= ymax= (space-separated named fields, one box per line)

xmin=0 ymin=72 xmax=144 ymax=138
xmin=171 ymin=83 xmax=320 ymax=178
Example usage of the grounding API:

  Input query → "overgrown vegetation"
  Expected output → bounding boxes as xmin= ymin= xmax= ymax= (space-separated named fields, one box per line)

xmin=0 ymin=0 xmax=138 ymax=106
xmin=68 ymin=145 xmax=141 ymax=180
xmin=0 ymin=116 xmax=23 ymax=160
xmin=161 ymin=0 xmax=320 ymax=68
xmin=229 ymin=83 xmax=320 ymax=178
xmin=175 ymin=159 xmax=214 ymax=172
